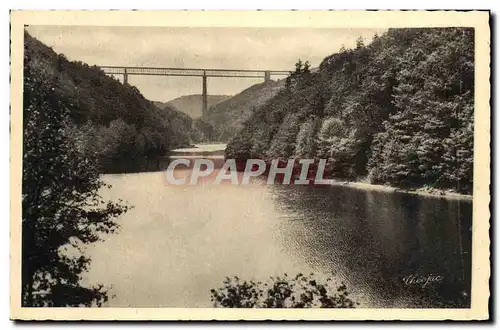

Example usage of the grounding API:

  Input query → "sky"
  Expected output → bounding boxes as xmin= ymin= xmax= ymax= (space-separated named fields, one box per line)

xmin=26 ymin=26 xmax=387 ymax=102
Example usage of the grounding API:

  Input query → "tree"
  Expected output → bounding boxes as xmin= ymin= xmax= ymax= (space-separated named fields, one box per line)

xmin=303 ymin=60 xmax=311 ymax=73
xmin=267 ymin=113 xmax=301 ymax=158
xmin=295 ymin=118 xmax=319 ymax=158
xmin=315 ymin=117 xmax=359 ymax=178
xmin=355 ymin=36 xmax=365 ymax=49
xmin=286 ymin=59 xmax=313 ymax=90
xmin=22 ymin=49 xmax=129 ymax=307
xmin=294 ymin=59 xmax=304 ymax=74
xmin=210 ymin=274 xmax=358 ymax=308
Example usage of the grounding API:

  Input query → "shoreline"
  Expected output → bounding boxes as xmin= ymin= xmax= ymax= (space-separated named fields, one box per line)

xmin=251 ymin=157 xmax=473 ymax=201
xmin=327 ymin=179 xmax=473 ymax=201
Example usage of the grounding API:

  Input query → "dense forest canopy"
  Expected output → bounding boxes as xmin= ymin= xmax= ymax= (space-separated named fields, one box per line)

xmin=24 ymin=32 xmax=193 ymax=172
xmin=226 ymin=28 xmax=474 ymax=193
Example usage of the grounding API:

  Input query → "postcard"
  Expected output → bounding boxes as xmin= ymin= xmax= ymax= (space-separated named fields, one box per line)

xmin=10 ymin=10 xmax=490 ymax=320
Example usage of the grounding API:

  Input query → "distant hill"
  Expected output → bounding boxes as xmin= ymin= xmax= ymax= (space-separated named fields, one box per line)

xmin=203 ymin=80 xmax=285 ymax=142
xmin=155 ymin=94 xmax=232 ymax=119
xmin=24 ymin=32 xmax=192 ymax=171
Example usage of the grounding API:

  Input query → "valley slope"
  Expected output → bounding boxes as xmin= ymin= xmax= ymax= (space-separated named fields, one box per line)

xmin=25 ymin=32 xmax=193 ymax=172
xmin=226 ymin=28 xmax=474 ymax=194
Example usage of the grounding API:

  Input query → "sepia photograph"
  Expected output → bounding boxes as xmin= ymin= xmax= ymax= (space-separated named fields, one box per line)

xmin=9 ymin=10 xmax=490 ymax=320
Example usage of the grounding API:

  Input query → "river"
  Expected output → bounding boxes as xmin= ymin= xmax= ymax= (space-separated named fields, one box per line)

xmin=82 ymin=144 xmax=472 ymax=308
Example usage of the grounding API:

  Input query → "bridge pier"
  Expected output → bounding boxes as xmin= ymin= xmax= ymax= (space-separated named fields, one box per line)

xmin=264 ymin=70 xmax=271 ymax=82
xmin=123 ymin=68 xmax=128 ymax=85
xmin=202 ymin=71 xmax=208 ymax=117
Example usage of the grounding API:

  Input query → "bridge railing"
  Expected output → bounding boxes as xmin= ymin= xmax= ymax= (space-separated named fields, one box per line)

xmin=99 ymin=66 xmax=290 ymax=78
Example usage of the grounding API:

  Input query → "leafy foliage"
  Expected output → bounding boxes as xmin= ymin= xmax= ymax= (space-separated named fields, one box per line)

xmin=22 ymin=48 xmax=130 ymax=306
xmin=210 ymin=274 xmax=358 ymax=308
xmin=226 ymin=28 xmax=474 ymax=193
xmin=295 ymin=118 xmax=319 ymax=157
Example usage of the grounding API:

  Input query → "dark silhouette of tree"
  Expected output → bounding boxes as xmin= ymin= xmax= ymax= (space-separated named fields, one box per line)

xmin=355 ymin=36 xmax=365 ymax=49
xmin=303 ymin=60 xmax=311 ymax=73
xmin=294 ymin=59 xmax=304 ymax=74
xmin=210 ymin=274 xmax=358 ymax=308
xmin=22 ymin=45 xmax=130 ymax=307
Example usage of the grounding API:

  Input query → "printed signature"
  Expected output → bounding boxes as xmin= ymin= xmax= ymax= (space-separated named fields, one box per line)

xmin=402 ymin=274 xmax=444 ymax=288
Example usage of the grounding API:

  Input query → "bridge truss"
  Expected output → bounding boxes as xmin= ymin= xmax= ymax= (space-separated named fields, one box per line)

xmin=99 ymin=66 xmax=290 ymax=115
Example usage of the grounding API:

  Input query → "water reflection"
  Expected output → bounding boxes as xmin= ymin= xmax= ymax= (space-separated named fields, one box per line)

xmin=268 ymin=184 xmax=472 ymax=307
xmin=102 ymin=156 xmax=172 ymax=174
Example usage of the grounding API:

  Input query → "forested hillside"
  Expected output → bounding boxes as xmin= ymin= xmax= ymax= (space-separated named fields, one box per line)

xmin=226 ymin=28 xmax=474 ymax=193
xmin=156 ymin=94 xmax=232 ymax=119
xmin=24 ymin=32 xmax=192 ymax=172
xmin=204 ymin=80 xmax=284 ymax=141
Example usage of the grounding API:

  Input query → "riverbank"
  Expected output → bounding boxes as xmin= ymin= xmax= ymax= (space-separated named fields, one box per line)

xmin=328 ymin=179 xmax=473 ymax=201
xmin=254 ymin=158 xmax=474 ymax=201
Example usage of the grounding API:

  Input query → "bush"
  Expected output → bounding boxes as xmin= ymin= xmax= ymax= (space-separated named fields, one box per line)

xmin=210 ymin=273 xmax=358 ymax=308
